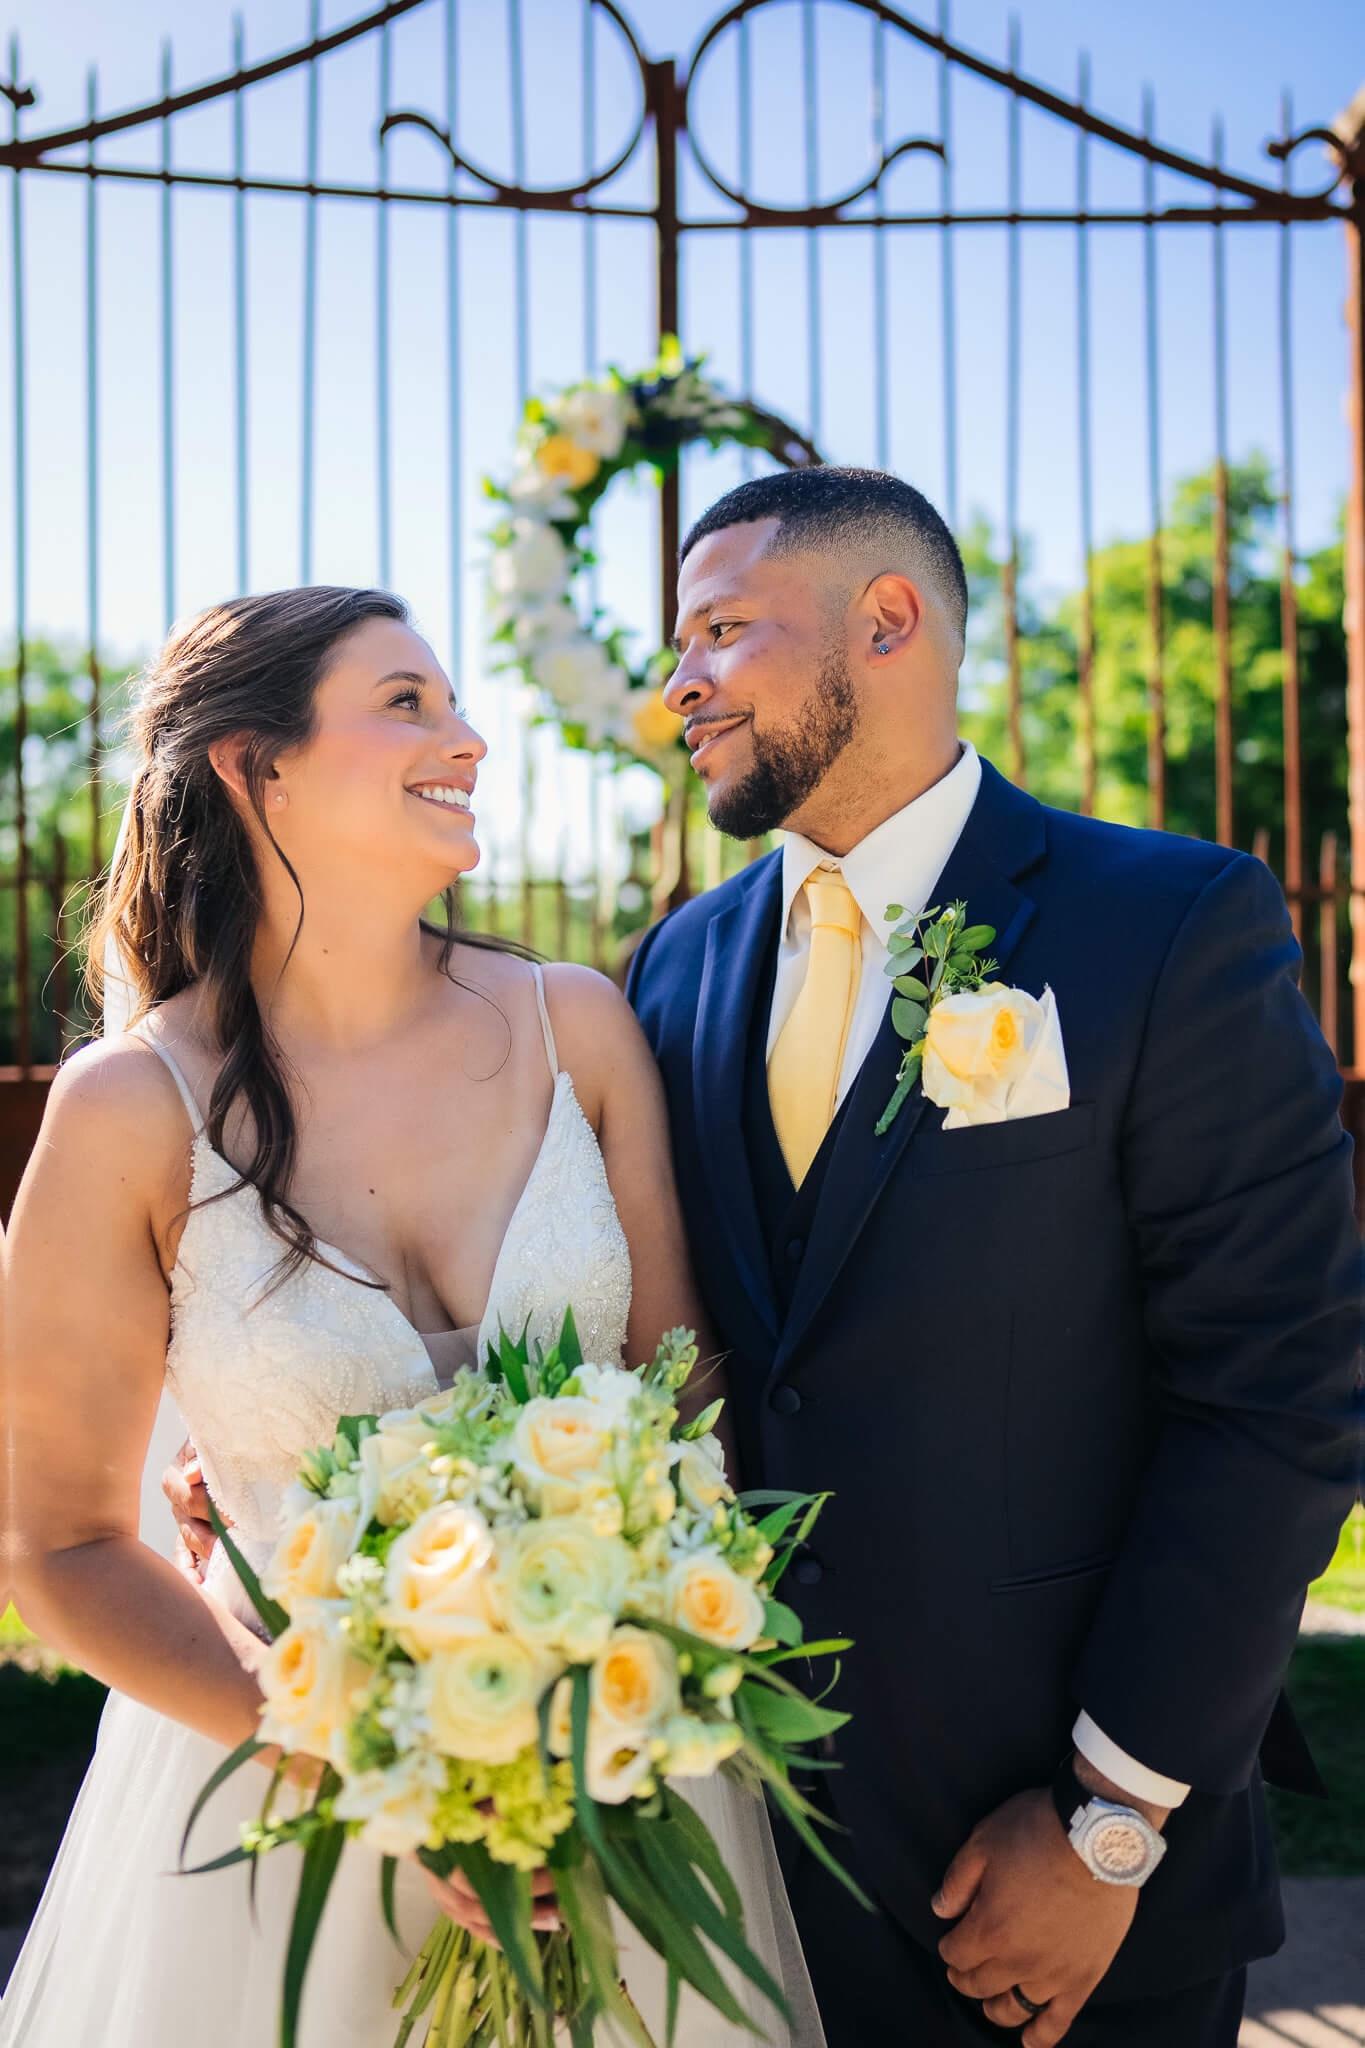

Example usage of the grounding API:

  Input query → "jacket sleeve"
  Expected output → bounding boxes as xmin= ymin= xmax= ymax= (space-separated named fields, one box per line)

xmin=1072 ymin=852 xmax=1361 ymax=1793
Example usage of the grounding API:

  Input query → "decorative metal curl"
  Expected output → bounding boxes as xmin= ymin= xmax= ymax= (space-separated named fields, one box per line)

xmin=1 ymin=81 xmax=36 ymax=113
xmin=1266 ymin=123 xmax=1364 ymax=198
xmin=684 ymin=0 xmax=946 ymax=224
xmin=379 ymin=0 xmax=651 ymax=212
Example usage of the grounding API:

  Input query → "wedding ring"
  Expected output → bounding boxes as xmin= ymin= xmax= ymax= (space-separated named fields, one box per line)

xmin=1011 ymin=1986 xmax=1049 ymax=2017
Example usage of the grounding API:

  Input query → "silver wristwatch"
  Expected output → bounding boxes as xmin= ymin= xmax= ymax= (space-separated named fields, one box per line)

xmin=1051 ymin=1761 xmax=1167 ymax=1887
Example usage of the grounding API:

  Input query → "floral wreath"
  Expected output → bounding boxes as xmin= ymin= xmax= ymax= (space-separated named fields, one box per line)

xmin=484 ymin=337 xmax=820 ymax=771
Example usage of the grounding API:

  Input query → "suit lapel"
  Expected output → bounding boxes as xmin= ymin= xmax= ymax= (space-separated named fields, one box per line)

xmin=693 ymin=855 xmax=783 ymax=1351
xmin=770 ymin=762 xmax=1045 ymax=1378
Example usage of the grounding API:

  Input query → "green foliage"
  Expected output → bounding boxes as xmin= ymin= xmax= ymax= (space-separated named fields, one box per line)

xmin=957 ymin=459 xmax=1347 ymax=867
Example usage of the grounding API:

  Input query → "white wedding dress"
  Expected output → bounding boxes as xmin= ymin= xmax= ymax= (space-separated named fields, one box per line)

xmin=0 ymin=966 xmax=823 ymax=2047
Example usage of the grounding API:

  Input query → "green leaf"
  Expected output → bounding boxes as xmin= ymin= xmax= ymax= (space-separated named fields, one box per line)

xmin=281 ymin=1815 xmax=347 ymax=2048
xmin=380 ymin=1855 xmax=400 ymax=1947
xmin=752 ymin=1637 xmax=854 ymax=1665
xmin=875 ymin=1056 xmax=922 ymax=1137
xmin=891 ymin=997 xmax=928 ymax=1039
xmin=208 ymin=1502 xmax=290 ymax=1640
xmin=887 ymin=931 xmax=919 ymax=955
xmin=891 ymin=968 xmax=926 ymax=993
xmin=883 ymin=902 xmax=905 ymax=920
xmin=333 ymin=1413 xmax=378 ymax=1460
xmin=762 ymin=1598 xmax=803 ymax=1647
xmin=180 ymin=1841 xmax=258 ymax=1878
xmin=557 ymin=1305 xmax=584 ymax=1374
xmin=755 ymin=1499 xmax=807 ymax=1546
xmin=436 ymin=1843 xmax=546 ymax=2013
xmin=179 ymin=1728 xmax=267 ymax=1870
xmin=956 ymin=923 xmax=997 ymax=950
xmin=637 ymin=1825 xmax=784 ymax=2027
xmin=553 ymin=1852 xmax=653 ymax=2048
xmin=740 ymin=1684 xmax=850 ymax=1746
xmin=922 ymin=922 xmax=949 ymax=958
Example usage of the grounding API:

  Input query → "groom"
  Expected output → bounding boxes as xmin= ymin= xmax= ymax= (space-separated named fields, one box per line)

xmin=626 ymin=467 xmax=1361 ymax=2046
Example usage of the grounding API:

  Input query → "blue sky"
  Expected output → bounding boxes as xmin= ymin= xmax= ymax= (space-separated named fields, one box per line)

xmin=2 ymin=0 xmax=1361 ymax=871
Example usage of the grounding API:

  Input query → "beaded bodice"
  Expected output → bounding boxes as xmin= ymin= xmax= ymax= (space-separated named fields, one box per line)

xmin=137 ymin=970 xmax=632 ymax=1552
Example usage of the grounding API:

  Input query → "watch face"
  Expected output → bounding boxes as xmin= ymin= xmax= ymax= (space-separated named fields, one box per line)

xmin=1087 ymin=1817 xmax=1151 ymax=1880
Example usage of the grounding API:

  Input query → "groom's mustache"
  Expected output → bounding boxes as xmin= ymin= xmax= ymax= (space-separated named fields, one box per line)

xmin=683 ymin=710 xmax=751 ymax=750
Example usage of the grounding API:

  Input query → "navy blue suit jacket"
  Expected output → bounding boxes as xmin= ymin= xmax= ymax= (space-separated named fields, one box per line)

xmin=627 ymin=758 xmax=1361 ymax=1995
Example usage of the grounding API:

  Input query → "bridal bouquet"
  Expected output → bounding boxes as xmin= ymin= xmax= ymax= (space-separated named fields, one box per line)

xmin=183 ymin=1314 xmax=857 ymax=2048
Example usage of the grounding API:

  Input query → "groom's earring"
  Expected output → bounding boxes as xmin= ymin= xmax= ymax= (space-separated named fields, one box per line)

xmin=876 ymin=642 xmax=891 ymax=656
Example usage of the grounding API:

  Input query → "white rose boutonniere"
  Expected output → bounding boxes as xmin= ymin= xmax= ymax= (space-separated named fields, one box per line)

xmin=875 ymin=900 xmax=1069 ymax=1133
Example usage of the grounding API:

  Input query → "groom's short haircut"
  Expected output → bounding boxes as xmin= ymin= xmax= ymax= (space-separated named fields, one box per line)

xmin=680 ymin=466 xmax=968 ymax=652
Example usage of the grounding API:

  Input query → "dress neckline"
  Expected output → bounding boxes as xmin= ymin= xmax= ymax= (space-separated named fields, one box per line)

xmin=178 ymin=1068 xmax=582 ymax=1359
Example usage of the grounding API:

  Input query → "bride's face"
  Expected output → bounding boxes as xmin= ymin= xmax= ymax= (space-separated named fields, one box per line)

xmin=266 ymin=618 xmax=487 ymax=889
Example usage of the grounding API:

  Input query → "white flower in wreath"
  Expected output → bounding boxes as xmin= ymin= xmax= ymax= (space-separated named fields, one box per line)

xmin=512 ymin=600 xmax=581 ymax=655
xmin=549 ymin=385 xmax=634 ymax=460
xmin=533 ymin=637 xmax=627 ymax=722
xmin=506 ymin=462 xmax=578 ymax=519
xmin=490 ymin=518 xmax=570 ymax=602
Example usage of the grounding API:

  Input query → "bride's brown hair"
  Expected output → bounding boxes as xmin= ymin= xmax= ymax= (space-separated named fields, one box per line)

xmin=86 ymin=584 xmax=524 ymax=1289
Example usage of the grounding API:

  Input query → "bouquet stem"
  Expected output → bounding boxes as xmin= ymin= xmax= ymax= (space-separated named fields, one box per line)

xmin=395 ymin=1918 xmax=574 ymax=2048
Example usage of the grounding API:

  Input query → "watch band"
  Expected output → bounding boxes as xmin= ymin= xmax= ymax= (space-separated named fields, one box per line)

xmin=1051 ymin=1755 xmax=1091 ymax=1834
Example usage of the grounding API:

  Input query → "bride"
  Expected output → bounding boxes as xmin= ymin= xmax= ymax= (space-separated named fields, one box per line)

xmin=1 ymin=587 xmax=823 ymax=2046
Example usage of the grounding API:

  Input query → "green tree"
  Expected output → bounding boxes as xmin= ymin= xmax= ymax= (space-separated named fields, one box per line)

xmin=958 ymin=458 xmax=1347 ymax=874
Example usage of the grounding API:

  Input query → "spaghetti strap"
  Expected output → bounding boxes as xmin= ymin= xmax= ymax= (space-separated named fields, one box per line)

xmin=132 ymin=1027 xmax=207 ymax=1139
xmin=529 ymin=962 xmax=560 ymax=1082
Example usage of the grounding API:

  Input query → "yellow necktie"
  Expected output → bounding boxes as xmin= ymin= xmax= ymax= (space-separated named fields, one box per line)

xmin=768 ymin=866 xmax=864 ymax=1186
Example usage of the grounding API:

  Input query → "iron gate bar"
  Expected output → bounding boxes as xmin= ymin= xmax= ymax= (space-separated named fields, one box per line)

xmin=1004 ymin=14 xmax=1022 ymax=787
xmin=1211 ymin=115 xmax=1234 ymax=853
xmin=1279 ymin=90 xmax=1304 ymax=940
xmin=1143 ymin=86 xmax=1165 ymax=832
xmin=84 ymin=65 xmax=102 ymax=878
xmin=2 ymin=0 xmax=1361 ymax=1077
xmin=9 ymin=33 xmax=30 ymax=1070
xmin=1075 ymin=49 xmax=1096 ymax=820
xmin=300 ymin=0 xmax=321 ymax=583
xmin=936 ymin=0 xmax=957 ymax=531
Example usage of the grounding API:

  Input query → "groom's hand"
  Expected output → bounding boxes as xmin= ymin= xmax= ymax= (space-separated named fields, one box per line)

xmin=932 ymin=1769 xmax=1162 ymax=2044
xmin=162 ymin=1438 xmax=217 ymax=1583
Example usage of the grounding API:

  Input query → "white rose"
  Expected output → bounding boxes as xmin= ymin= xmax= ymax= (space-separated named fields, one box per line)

xmin=510 ymin=1394 xmax=616 ymax=1513
xmin=379 ymin=1502 xmax=497 ymax=1658
xmin=496 ymin=1516 xmax=631 ymax=1662
xmin=512 ymin=601 xmax=581 ymax=654
xmin=551 ymin=386 xmax=633 ymax=459
xmin=490 ymin=518 xmax=570 ymax=601
xmin=333 ymin=1750 xmax=447 ymax=1858
xmin=674 ymin=1435 xmax=733 ymax=1517
xmin=263 ymin=1496 xmax=360 ymax=1606
xmin=258 ymin=1604 xmax=368 ymax=1768
xmin=531 ymin=638 xmax=622 ymax=717
xmin=667 ymin=1552 xmax=765 ymax=1652
xmin=922 ymin=984 xmax=1043 ymax=1127
xmin=426 ymin=1633 xmax=548 ymax=1765
xmin=506 ymin=463 xmax=578 ymax=518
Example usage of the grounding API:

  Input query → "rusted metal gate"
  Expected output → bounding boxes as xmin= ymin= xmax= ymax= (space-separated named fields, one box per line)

xmin=2 ymin=0 xmax=1363 ymax=1124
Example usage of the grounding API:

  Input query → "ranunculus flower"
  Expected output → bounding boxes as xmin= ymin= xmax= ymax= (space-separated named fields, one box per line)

xmin=262 ymin=1497 xmax=359 ymax=1605
xmin=380 ymin=1502 xmax=497 ymax=1657
xmin=496 ymin=1516 xmax=631 ymax=1662
xmin=258 ymin=1604 xmax=368 ymax=1767
xmin=660 ymin=1713 xmax=745 ymax=1779
xmin=590 ymin=1626 xmax=679 ymax=1737
xmin=426 ymin=1633 xmax=547 ymax=1765
xmin=333 ymin=1751 xmax=446 ymax=1858
xmin=667 ymin=1552 xmax=765 ymax=1652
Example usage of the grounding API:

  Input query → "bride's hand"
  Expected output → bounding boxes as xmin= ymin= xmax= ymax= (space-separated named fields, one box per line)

xmin=420 ymin=1861 xmax=560 ymax=1948
xmin=162 ymin=1440 xmax=218 ymax=1583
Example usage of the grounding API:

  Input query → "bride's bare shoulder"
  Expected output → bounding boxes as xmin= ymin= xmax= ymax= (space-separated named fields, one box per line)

xmin=40 ymin=1021 xmax=192 ymax=1167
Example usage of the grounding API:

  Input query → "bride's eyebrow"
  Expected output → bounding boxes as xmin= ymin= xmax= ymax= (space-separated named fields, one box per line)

xmin=374 ymin=670 xmax=459 ymax=712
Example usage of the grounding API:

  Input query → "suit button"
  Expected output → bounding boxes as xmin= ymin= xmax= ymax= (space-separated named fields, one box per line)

xmin=785 ymin=1236 xmax=804 ymax=1263
xmin=793 ymin=1556 xmax=823 ymax=1587
xmin=770 ymin=1385 xmax=802 ymax=1416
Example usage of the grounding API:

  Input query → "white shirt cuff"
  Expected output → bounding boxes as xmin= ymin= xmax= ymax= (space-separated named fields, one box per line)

xmin=1072 ymin=1712 xmax=1191 ymax=1808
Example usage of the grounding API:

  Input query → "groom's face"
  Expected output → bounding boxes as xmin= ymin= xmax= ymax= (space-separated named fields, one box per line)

xmin=667 ymin=520 xmax=857 ymax=840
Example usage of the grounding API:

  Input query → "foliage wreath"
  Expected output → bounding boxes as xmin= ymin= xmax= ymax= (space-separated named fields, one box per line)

xmin=484 ymin=338 xmax=820 ymax=771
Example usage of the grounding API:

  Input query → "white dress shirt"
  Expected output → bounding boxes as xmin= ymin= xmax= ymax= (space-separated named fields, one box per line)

xmin=765 ymin=739 xmax=1190 ymax=1812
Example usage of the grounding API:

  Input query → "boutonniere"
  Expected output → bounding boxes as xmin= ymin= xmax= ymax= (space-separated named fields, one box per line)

xmin=875 ymin=901 xmax=1070 ymax=1136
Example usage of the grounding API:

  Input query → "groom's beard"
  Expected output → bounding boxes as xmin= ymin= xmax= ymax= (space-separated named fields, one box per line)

xmin=705 ymin=643 xmax=859 ymax=842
